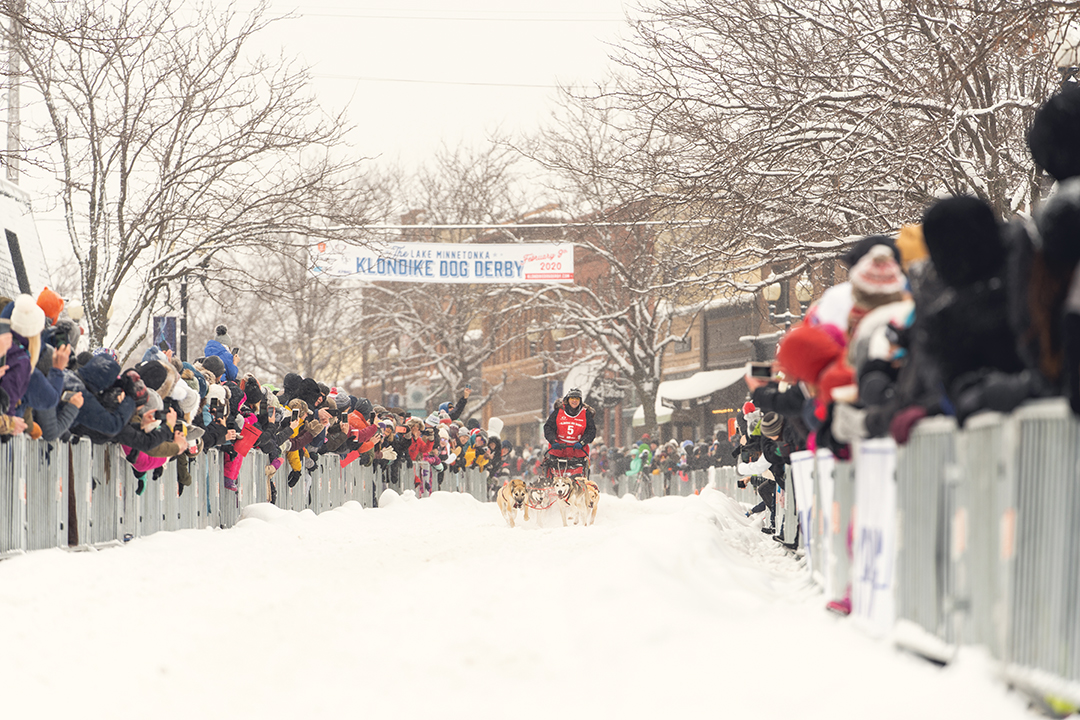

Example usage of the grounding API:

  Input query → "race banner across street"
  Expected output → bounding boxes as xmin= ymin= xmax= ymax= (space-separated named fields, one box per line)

xmin=311 ymin=241 xmax=574 ymax=284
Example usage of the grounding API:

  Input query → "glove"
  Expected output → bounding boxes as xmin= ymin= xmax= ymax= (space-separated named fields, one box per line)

xmin=382 ymin=447 xmax=398 ymax=461
xmin=265 ymin=464 xmax=277 ymax=478
xmin=737 ymin=479 xmax=747 ymax=489
xmin=832 ymin=403 xmax=868 ymax=444
xmin=287 ymin=469 xmax=301 ymax=487
xmin=573 ymin=442 xmax=583 ymax=450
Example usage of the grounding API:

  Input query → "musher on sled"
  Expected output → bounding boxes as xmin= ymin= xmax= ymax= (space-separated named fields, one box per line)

xmin=542 ymin=386 xmax=597 ymax=477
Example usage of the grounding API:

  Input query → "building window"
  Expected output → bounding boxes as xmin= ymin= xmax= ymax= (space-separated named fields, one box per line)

xmin=673 ymin=337 xmax=692 ymax=354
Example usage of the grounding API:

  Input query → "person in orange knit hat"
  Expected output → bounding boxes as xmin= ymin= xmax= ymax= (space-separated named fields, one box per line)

xmin=36 ymin=287 xmax=64 ymax=325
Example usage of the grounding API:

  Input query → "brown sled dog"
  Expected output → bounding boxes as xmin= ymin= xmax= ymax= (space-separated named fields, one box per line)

xmin=497 ymin=477 xmax=530 ymax=528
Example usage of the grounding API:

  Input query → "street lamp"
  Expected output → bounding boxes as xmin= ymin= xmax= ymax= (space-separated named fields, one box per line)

xmin=526 ymin=323 xmax=543 ymax=354
xmin=795 ymin=273 xmax=814 ymax=315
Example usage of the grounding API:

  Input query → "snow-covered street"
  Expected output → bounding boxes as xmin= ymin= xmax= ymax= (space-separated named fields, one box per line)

xmin=1 ymin=486 xmax=1036 ymax=719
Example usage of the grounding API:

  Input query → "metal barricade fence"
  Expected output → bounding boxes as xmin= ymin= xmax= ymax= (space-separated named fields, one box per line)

xmin=895 ymin=415 xmax=958 ymax=644
xmin=1006 ymin=399 xmax=1080 ymax=682
xmin=957 ymin=410 xmax=1013 ymax=657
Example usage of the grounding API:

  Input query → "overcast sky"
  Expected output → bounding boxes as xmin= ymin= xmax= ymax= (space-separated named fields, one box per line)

xmin=236 ymin=0 xmax=637 ymax=167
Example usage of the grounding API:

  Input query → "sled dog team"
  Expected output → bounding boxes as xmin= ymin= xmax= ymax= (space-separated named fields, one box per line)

xmin=497 ymin=476 xmax=599 ymax=528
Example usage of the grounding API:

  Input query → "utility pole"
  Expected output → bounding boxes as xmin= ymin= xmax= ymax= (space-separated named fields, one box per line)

xmin=5 ymin=1 xmax=22 ymax=184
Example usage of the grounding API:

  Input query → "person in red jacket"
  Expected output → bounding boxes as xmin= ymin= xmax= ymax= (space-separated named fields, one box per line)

xmin=543 ymin=387 xmax=596 ymax=463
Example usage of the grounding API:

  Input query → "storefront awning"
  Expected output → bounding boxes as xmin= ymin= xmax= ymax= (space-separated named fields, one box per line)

xmin=632 ymin=395 xmax=673 ymax=427
xmin=658 ymin=367 xmax=746 ymax=410
xmin=632 ymin=367 xmax=746 ymax=427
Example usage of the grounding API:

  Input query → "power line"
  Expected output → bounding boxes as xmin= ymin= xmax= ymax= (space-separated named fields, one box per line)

xmin=290 ymin=9 xmax=624 ymax=22
xmin=328 ymin=220 xmax=719 ymax=231
xmin=312 ymin=73 xmax=588 ymax=89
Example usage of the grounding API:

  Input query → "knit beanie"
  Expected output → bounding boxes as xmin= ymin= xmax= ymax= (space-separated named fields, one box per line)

xmin=775 ymin=323 xmax=844 ymax=384
xmin=201 ymin=355 xmax=226 ymax=379
xmin=214 ymin=324 xmax=234 ymax=350
xmin=921 ymin=195 xmax=1005 ymax=287
xmin=6 ymin=294 xmax=45 ymax=337
xmin=840 ymin=235 xmax=901 ymax=268
xmin=1028 ymin=84 xmax=1080 ymax=183
xmin=135 ymin=360 xmax=169 ymax=391
xmin=759 ymin=412 xmax=783 ymax=437
xmin=36 ymin=287 xmax=64 ymax=324
xmin=849 ymin=245 xmax=906 ymax=305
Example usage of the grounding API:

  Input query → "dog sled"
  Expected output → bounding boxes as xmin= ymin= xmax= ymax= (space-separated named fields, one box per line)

xmin=497 ymin=450 xmax=600 ymax=528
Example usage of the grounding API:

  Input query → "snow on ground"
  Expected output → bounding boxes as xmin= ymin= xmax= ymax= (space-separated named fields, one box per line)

xmin=0 ymin=485 xmax=1039 ymax=719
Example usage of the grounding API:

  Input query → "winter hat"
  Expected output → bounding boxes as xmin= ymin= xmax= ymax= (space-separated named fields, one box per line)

xmin=174 ymin=381 xmax=199 ymax=418
xmin=438 ymin=401 xmax=451 ymax=413
xmin=354 ymin=396 xmax=373 ymax=418
xmin=35 ymin=287 xmax=64 ymax=324
xmin=921 ymin=195 xmax=1005 ymax=287
xmin=182 ymin=362 xmax=208 ymax=398
xmin=759 ymin=412 xmax=783 ymax=437
xmin=840 ymin=235 xmax=901 ymax=268
xmin=466 ymin=418 xmax=480 ymax=430
xmin=741 ymin=401 xmax=756 ymax=415
xmin=1035 ymin=177 xmax=1080 ymax=266
xmin=206 ymin=383 xmax=226 ymax=405
xmin=142 ymin=388 xmax=164 ymax=415
xmin=1028 ymin=84 xmax=1080 ymax=183
xmin=141 ymin=345 xmax=168 ymax=364
xmin=280 ymin=372 xmax=302 ymax=399
xmin=297 ymin=377 xmax=322 ymax=408
xmin=241 ymin=375 xmax=264 ymax=406
xmin=425 ymin=412 xmax=441 ymax=427
xmin=214 ymin=324 xmax=235 ymax=350
xmin=6 ymin=294 xmax=45 ymax=337
xmin=775 ymin=323 xmax=844 ymax=384
xmin=201 ymin=354 xmax=226 ymax=379
xmin=849 ymin=245 xmax=906 ymax=302
xmin=488 ymin=416 xmax=503 ymax=439
xmin=896 ymin=224 xmax=929 ymax=270
xmin=134 ymin=360 xmax=169 ymax=392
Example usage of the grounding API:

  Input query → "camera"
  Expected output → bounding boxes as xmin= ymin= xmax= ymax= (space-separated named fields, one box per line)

xmin=154 ymin=409 xmax=168 ymax=422
xmin=746 ymin=361 xmax=774 ymax=379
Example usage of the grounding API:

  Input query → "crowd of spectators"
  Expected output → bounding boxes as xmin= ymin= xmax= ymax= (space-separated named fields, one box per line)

xmin=0 ymin=305 xmax=506 ymax=503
